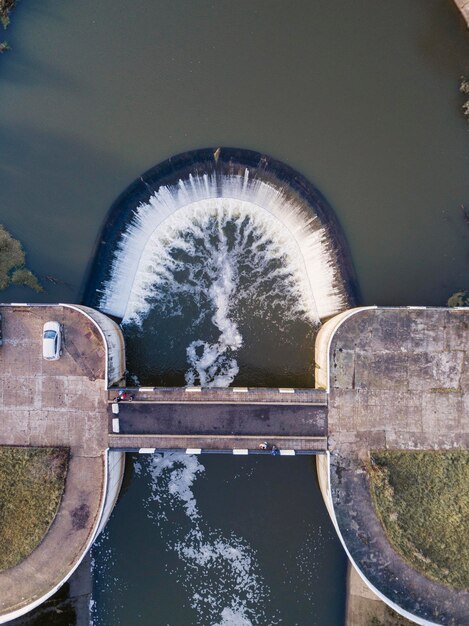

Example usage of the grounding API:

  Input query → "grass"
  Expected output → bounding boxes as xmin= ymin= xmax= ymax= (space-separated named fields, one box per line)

xmin=0 ymin=225 xmax=43 ymax=292
xmin=0 ymin=447 xmax=68 ymax=571
xmin=368 ymin=450 xmax=469 ymax=590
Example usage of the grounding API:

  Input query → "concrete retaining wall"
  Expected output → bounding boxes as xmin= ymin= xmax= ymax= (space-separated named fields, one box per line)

xmin=61 ymin=304 xmax=126 ymax=387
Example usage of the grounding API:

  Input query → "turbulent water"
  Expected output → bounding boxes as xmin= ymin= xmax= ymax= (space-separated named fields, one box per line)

xmin=99 ymin=170 xmax=348 ymax=387
xmin=90 ymin=452 xmax=349 ymax=626
xmin=91 ymin=454 xmax=284 ymax=626
xmin=89 ymin=156 xmax=352 ymax=623
xmin=138 ymin=453 xmax=280 ymax=625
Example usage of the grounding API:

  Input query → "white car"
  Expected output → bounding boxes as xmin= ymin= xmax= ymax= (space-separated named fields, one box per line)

xmin=42 ymin=321 xmax=62 ymax=360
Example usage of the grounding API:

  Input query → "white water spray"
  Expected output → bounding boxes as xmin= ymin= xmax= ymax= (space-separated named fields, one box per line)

xmin=99 ymin=172 xmax=346 ymax=323
xmin=141 ymin=453 xmax=280 ymax=626
xmin=98 ymin=170 xmax=348 ymax=386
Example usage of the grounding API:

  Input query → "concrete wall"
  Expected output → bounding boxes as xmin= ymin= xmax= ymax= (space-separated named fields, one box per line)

xmin=97 ymin=450 xmax=125 ymax=536
xmin=61 ymin=304 xmax=126 ymax=387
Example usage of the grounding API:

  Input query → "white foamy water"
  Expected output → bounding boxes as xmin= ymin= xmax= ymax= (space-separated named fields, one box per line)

xmin=99 ymin=171 xmax=346 ymax=324
xmin=98 ymin=172 xmax=348 ymax=386
xmin=140 ymin=453 xmax=281 ymax=626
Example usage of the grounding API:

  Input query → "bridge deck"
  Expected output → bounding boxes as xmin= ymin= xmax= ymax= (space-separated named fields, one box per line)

xmin=108 ymin=387 xmax=328 ymax=405
xmin=108 ymin=387 xmax=328 ymax=452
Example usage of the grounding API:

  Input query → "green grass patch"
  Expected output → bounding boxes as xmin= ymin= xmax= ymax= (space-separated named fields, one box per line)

xmin=0 ymin=447 xmax=68 ymax=571
xmin=368 ymin=450 xmax=469 ymax=590
xmin=0 ymin=225 xmax=43 ymax=292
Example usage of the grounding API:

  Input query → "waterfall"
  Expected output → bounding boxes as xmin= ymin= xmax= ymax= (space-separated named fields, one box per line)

xmin=98 ymin=171 xmax=347 ymax=323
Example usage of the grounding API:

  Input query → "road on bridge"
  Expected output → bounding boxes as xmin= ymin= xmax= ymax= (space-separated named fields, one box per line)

xmin=108 ymin=387 xmax=328 ymax=452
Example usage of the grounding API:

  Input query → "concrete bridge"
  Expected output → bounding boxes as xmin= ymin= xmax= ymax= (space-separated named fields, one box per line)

xmin=0 ymin=303 xmax=467 ymax=626
xmin=108 ymin=386 xmax=328 ymax=454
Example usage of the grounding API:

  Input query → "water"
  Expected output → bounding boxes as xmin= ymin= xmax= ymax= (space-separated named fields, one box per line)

xmin=1 ymin=1 xmax=468 ymax=625
xmin=90 ymin=454 xmax=346 ymax=626
xmin=90 ymin=151 xmax=355 ymax=388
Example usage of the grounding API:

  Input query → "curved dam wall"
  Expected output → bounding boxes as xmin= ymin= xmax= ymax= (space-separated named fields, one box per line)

xmin=84 ymin=147 xmax=359 ymax=325
xmin=63 ymin=304 xmax=126 ymax=387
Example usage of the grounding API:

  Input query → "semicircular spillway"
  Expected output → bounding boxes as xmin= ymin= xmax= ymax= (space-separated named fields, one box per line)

xmin=86 ymin=148 xmax=357 ymax=387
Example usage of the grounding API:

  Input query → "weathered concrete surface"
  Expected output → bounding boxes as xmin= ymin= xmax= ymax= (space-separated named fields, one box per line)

xmin=316 ymin=308 xmax=469 ymax=626
xmin=0 ymin=305 xmax=108 ymax=621
xmin=346 ymin=562 xmax=416 ymax=626
xmin=0 ymin=305 xmax=107 ymax=456
xmin=8 ymin=552 xmax=92 ymax=626
xmin=454 ymin=0 xmax=469 ymax=26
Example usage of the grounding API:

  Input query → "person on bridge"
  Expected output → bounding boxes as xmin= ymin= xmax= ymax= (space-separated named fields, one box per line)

xmin=116 ymin=391 xmax=135 ymax=402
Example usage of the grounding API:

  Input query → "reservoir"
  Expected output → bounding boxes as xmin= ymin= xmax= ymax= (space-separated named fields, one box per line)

xmin=1 ymin=1 xmax=468 ymax=624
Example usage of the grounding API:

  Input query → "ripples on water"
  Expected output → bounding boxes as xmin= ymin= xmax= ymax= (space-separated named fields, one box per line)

xmin=91 ymin=454 xmax=282 ymax=626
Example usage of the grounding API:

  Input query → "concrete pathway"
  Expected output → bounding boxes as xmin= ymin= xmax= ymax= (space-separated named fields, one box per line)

xmin=316 ymin=307 xmax=469 ymax=626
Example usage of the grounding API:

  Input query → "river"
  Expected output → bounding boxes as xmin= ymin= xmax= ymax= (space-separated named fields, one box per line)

xmin=1 ymin=1 xmax=468 ymax=625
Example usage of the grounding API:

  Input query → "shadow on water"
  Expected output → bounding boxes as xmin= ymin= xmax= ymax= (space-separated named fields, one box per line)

xmin=0 ymin=122 xmax=131 ymax=304
xmin=418 ymin=1 xmax=469 ymax=76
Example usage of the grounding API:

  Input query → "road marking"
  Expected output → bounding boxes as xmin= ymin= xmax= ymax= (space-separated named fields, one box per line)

xmin=139 ymin=387 xmax=154 ymax=391
xmin=112 ymin=418 xmax=120 ymax=433
xmin=278 ymin=388 xmax=295 ymax=393
xmin=139 ymin=448 xmax=156 ymax=454
xmin=185 ymin=387 xmax=202 ymax=392
xmin=186 ymin=448 xmax=202 ymax=455
xmin=233 ymin=449 xmax=249 ymax=455
xmin=279 ymin=449 xmax=296 ymax=456
xmin=232 ymin=387 xmax=249 ymax=392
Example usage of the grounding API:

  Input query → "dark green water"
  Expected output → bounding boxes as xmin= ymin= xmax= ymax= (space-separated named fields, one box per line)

xmin=1 ymin=1 xmax=469 ymax=625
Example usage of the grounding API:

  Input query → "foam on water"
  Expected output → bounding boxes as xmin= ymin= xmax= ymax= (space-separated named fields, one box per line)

xmin=142 ymin=453 xmax=281 ymax=625
xmin=98 ymin=172 xmax=349 ymax=385
xmin=99 ymin=172 xmax=346 ymax=325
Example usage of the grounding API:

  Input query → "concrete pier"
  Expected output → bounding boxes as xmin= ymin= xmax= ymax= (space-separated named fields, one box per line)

xmin=315 ymin=307 xmax=469 ymax=626
xmin=454 ymin=0 xmax=469 ymax=26
xmin=0 ymin=303 xmax=467 ymax=624
xmin=0 ymin=304 xmax=124 ymax=624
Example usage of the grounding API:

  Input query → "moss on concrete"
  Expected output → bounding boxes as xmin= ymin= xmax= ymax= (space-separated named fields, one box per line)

xmin=368 ymin=450 xmax=469 ymax=590
xmin=0 ymin=225 xmax=42 ymax=292
xmin=0 ymin=447 xmax=68 ymax=571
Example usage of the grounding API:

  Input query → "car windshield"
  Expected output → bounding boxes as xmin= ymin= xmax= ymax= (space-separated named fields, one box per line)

xmin=44 ymin=330 xmax=57 ymax=339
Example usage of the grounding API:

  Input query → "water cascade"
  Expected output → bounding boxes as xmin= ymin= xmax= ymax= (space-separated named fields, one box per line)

xmin=90 ymin=149 xmax=356 ymax=387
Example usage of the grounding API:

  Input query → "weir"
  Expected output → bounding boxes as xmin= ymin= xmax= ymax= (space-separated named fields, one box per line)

xmin=2 ymin=150 xmax=467 ymax=626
